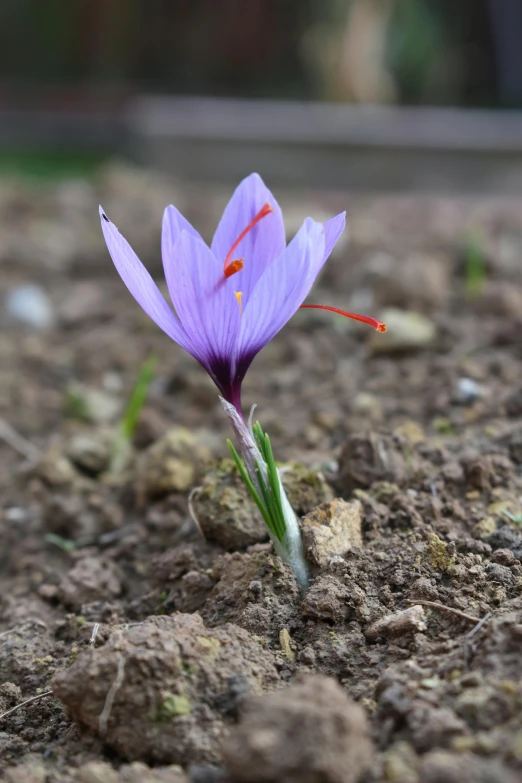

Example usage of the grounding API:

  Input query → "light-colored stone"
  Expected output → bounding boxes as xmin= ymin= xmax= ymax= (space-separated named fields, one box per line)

xmin=365 ymin=605 xmax=427 ymax=640
xmin=394 ymin=420 xmax=426 ymax=444
xmin=138 ymin=428 xmax=211 ymax=496
xmin=118 ymin=763 xmax=188 ymax=783
xmin=370 ymin=308 xmax=437 ymax=353
xmin=66 ymin=383 xmax=122 ymax=424
xmin=75 ymin=761 xmax=119 ymax=783
xmin=351 ymin=392 xmax=383 ymax=422
xmin=35 ymin=447 xmax=77 ymax=486
xmin=5 ymin=761 xmax=47 ymax=783
xmin=75 ymin=763 xmax=190 ymax=783
xmin=66 ymin=430 xmax=114 ymax=475
xmin=300 ymin=499 xmax=362 ymax=568
xmin=5 ymin=284 xmax=55 ymax=330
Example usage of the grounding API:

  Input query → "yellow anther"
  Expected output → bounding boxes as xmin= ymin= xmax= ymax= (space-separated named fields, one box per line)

xmin=234 ymin=291 xmax=243 ymax=316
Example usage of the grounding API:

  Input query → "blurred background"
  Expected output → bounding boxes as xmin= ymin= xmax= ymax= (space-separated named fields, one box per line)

xmin=3 ymin=0 xmax=522 ymax=188
xmin=2 ymin=0 xmax=516 ymax=104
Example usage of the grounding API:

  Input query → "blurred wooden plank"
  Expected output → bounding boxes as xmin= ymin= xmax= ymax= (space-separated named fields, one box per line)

xmin=128 ymin=97 xmax=522 ymax=193
xmin=4 ymin=95 xmax=522 ymax=192
xmin=129 ymin=97 xmax=522 ymax=151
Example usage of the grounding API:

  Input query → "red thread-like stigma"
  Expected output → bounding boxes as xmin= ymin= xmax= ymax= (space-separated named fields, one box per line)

xmin=300 ymin=304 xmax=387 ymax=332
xmin=224 ymin=259 xmax=244 ymax=278
xmin=223 ymin=202 xmax=273 ymax=279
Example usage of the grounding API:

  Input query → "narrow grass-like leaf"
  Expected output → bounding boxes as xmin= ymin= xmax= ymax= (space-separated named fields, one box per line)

xmin=263 ymin=432 xmax=285 ymax=537
xmin=45 ymin=533 xmax=76 ymax=552
xmin=503 ymin=509 xmax=522 ymax=525
xmin=254 ymin=460 xmax=284 ymax=542
xmin=111 ymin=355 xmax=156 ymax=473
xmin=254 ymin=424 xmax=286 ymax=541
xmin=226 ymin=417 xmax=308 ymax=590
xmin=227 ymin=440 xmax=273 ymax=532
xmin=230 ymin=422 xmax=287 ymax=543
xmin=120 ymin=355 xmax=157 ymax=439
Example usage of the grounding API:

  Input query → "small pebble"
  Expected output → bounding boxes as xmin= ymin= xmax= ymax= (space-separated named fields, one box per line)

xmin=5 ymin=284 xmax=55 ymax=330
xmin=369 ymin=308 xmax=437 ymax=353
xmin=454 ymin=378 xmax=484 ymax=405
xmin=4 ymin=507 xmax=31 ymax=524
xmin=365 ymin=605 xmax=427 ymax=640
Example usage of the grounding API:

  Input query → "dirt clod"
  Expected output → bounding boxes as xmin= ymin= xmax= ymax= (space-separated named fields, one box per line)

xmin=138 ymin=428 xmax=211 ymax=496
xmin=34 ymin=447 xmax=77 ymax=487
xmin=301 ymin=575 xmax=349 ymax=622
xmin=419 ymin=749 xmax=519 ymax=783
xmin=58 ymin=555 xmax=123 ymax=609
xmin=223 ymin=674 xmax=373 ymax=783
xmin=193 ymin=460 xmax=267 ymax=549
xmin=51 ymin=613 xmax=278 ymax=765
xmin=66 ymin=430 xmax=114 ymax=476
xmin=337 ymin=434 xmax=407 ymax=493
xmin=280 ymin=465 xmax=334 ymax=517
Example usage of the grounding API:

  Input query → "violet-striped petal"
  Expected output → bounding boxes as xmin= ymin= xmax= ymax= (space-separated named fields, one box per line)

xmin=99 ymin=207 xmax=195 ymax=355
xmin=166 ymin=230 xmax=240 ymax=371
xmin=323 ymin=211 xmax=346 ymax=265
xmin=161 ymin=205 xmax=203 ymax=279
xmin=307 ymin=211 xmax=346 ymax=282
xmin=236 ymin=218 xmax=325 ymax=362
xmin=211 ymin=173 xmax=286 ymax=302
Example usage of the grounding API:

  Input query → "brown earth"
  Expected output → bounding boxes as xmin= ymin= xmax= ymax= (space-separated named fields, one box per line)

xmin=2 ymin=162 xmax=522 ymax=782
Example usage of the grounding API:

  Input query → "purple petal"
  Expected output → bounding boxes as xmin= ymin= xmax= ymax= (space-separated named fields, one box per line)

xmin=236 ymin=218 xmax=325 ymax=362
xmin=99 ymin=207 xmax=195 ymax=354
xmin=162 ymin=205 xmax=202 ymax=276
xmin=309 ymin=210 xmax=347 ymax=281
xmin=323 ymin=211 xmax=346 ymax=264
xmin=166 ymin=230 xmax=240 ymax=376
xmin=210 ymin=173 xmax=286 ymax=302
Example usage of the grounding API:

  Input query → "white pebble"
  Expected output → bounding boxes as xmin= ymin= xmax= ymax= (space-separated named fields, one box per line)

xmin=5 ymin=284 xmax=55 ymax=330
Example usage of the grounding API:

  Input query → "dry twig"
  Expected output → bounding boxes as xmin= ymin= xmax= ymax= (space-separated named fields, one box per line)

xmin=466 ymin=611 xmax=492 ymax=639
xmin=406 ymin=599 xmax=481 ymax=623
xmin=89 ymin=623 xmax=100 ymax=646
xmin=0 ymin=619 xmax=48 ymax=639
xmin=188 ymin=486 xmax=204 ymax=536
xmin=98 ymin=652 xmax=126 ymax=734
xmin=0 ymin=418 xmax=41 ymax=461
xmin=0 ymin=690 xmax=53 ymax=721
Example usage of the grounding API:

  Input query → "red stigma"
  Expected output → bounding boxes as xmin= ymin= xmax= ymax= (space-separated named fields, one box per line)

xmin=224 ymin=202 xmax=273 ymax=279
xmin=300 ymin=304 xmax=387 ymax=333
xmin=224 ymin=259 xmax=244 ymax=279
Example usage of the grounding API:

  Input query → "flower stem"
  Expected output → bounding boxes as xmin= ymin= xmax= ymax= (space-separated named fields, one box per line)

xmin=221 ymin=398 xmax=309 ymax=591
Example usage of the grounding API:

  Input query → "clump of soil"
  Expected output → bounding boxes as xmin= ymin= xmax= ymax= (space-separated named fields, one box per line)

xmin=223 ymin=674 xmax=372 ymax=783
xmin=52 ymin=614 xmax=279 ymax=765
xmin=3 ymin=165 xmax=522 ymax=782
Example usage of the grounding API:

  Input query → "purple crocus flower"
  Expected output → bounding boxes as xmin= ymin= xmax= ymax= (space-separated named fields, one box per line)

xmin=100 ymin=173 xmax=384 ymax=416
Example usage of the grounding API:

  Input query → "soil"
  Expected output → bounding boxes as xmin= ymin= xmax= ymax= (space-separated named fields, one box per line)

xmin=2 ymin=162 xmax=522 ymax=782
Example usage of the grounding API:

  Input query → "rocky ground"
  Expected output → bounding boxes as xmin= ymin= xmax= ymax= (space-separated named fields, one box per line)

xmin=2 ymin=162 xmax=522 ymax=783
